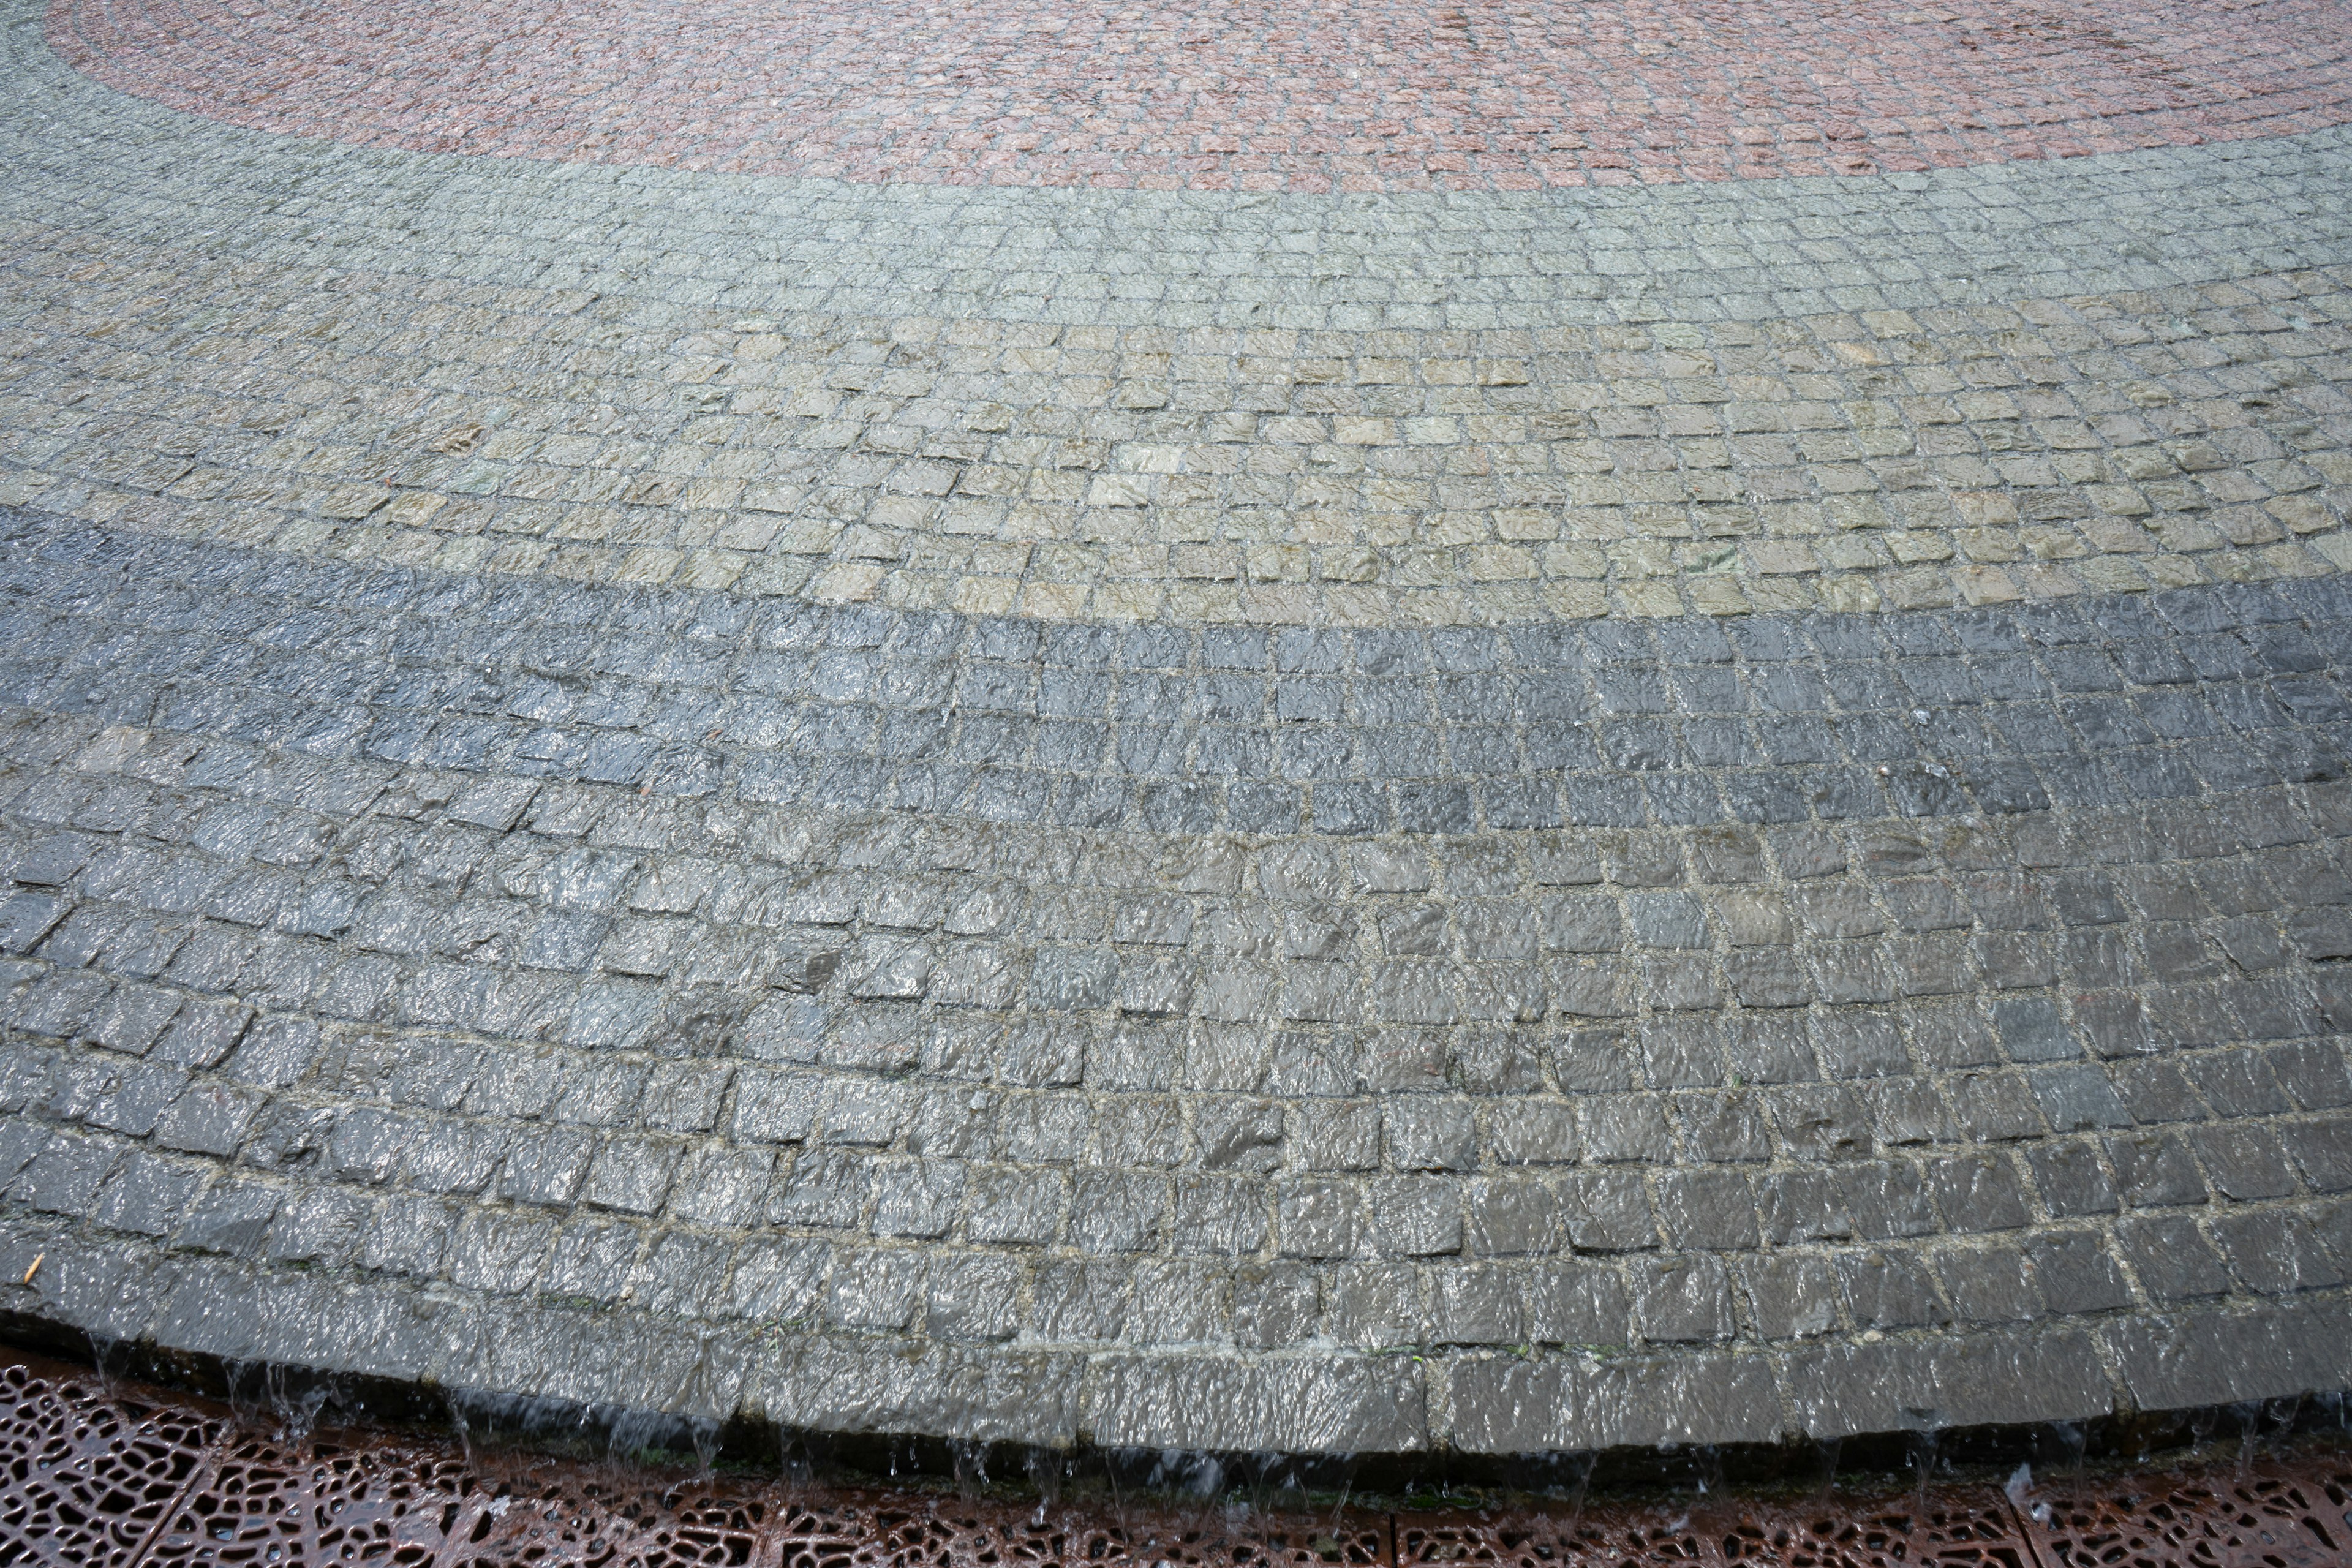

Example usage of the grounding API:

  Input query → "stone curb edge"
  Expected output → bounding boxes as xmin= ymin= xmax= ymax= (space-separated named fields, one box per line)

xmin=5 ymin=1218 xmax=2344 ymax=1456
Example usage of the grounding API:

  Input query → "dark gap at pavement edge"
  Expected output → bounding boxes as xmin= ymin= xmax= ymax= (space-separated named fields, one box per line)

xmin=6 ymin=1317 xmax=2346 ymax=1509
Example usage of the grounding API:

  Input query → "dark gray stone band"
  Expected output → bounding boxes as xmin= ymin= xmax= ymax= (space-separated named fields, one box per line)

xmin=1 ymin=506 xmax=2348 ymax=1455
xmin=4 ymin=508 xmax=2348 ymax=842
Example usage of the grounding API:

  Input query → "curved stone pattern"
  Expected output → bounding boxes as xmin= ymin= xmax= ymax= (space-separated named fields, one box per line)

xmin=2 ymin=506 xmax=2349 ymax=1452
xmin=13 ymin=4 xmax=2352 ymax=332
xmin=4 ymin=0 xmax=2351 ymax=1460
xmin=6 ymin=0 xmax=2352 ymax=624
xmin=4 ymin=224 xmax=2350 ymax=625
xmin=46 ymin=0 xmax=2352 ymax=190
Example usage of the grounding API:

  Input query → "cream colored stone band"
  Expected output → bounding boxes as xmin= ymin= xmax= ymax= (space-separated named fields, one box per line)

xmin=2 ymin=224 xmax=2345 ymax=623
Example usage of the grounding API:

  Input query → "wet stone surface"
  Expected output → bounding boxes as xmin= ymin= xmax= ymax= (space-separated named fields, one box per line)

xmin=0 ymin=503 xmax=2347 ymax=1451
xmin=3 ymin=0 xmax=2352 ymax=1460
xmin=7 ymin=0 xmax=2352 ymax=624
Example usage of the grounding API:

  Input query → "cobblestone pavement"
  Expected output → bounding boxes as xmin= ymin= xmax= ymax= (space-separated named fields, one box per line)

xmin=1 ymin=0 xmax=2350 ymax=1459
xmin=48 ymin=0 xmax=2352 ymax=190
xmin=9 ymin=0 xmax=2352 ymax=622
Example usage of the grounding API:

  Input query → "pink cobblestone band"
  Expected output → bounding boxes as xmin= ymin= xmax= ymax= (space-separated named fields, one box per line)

xmin=48 ymin=0 xmax=2352 ymax=192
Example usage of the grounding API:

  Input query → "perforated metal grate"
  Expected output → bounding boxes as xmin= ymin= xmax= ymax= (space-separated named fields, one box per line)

xmin=0 ymin=1354 xmax=2345 ymax=1567
xmin=2019 ymin=1462 xmax=2352 ymax=1567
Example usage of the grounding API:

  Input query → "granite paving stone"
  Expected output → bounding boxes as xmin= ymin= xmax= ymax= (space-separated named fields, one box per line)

xmin=48 ymin=0 xmax=2352 ymax=193
xmin=4 ymin=0 xmax=2352 ymax=622
xmin=1 ymin=0 xmax=2349 ymax=1459
xmin=0 ymin=500 xmax=2346 ymax=1449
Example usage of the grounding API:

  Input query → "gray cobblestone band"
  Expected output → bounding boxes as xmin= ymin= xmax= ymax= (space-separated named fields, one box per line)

xmin=3 ymin=507 xmax=2348 ymax=840
xmin=7 ymin=2 xmax=2352 ymax=333
xmin=2 ymin=505 xmax=2348 ymax=1452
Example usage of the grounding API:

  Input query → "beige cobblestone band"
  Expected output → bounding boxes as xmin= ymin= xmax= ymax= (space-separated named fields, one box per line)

xmin=6 ymin=234 xmax=2348 ymax=625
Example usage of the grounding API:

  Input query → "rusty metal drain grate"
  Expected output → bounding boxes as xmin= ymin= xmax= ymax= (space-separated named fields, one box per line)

xmin=0 ymin=1354 xmax=2346 ymax=1567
